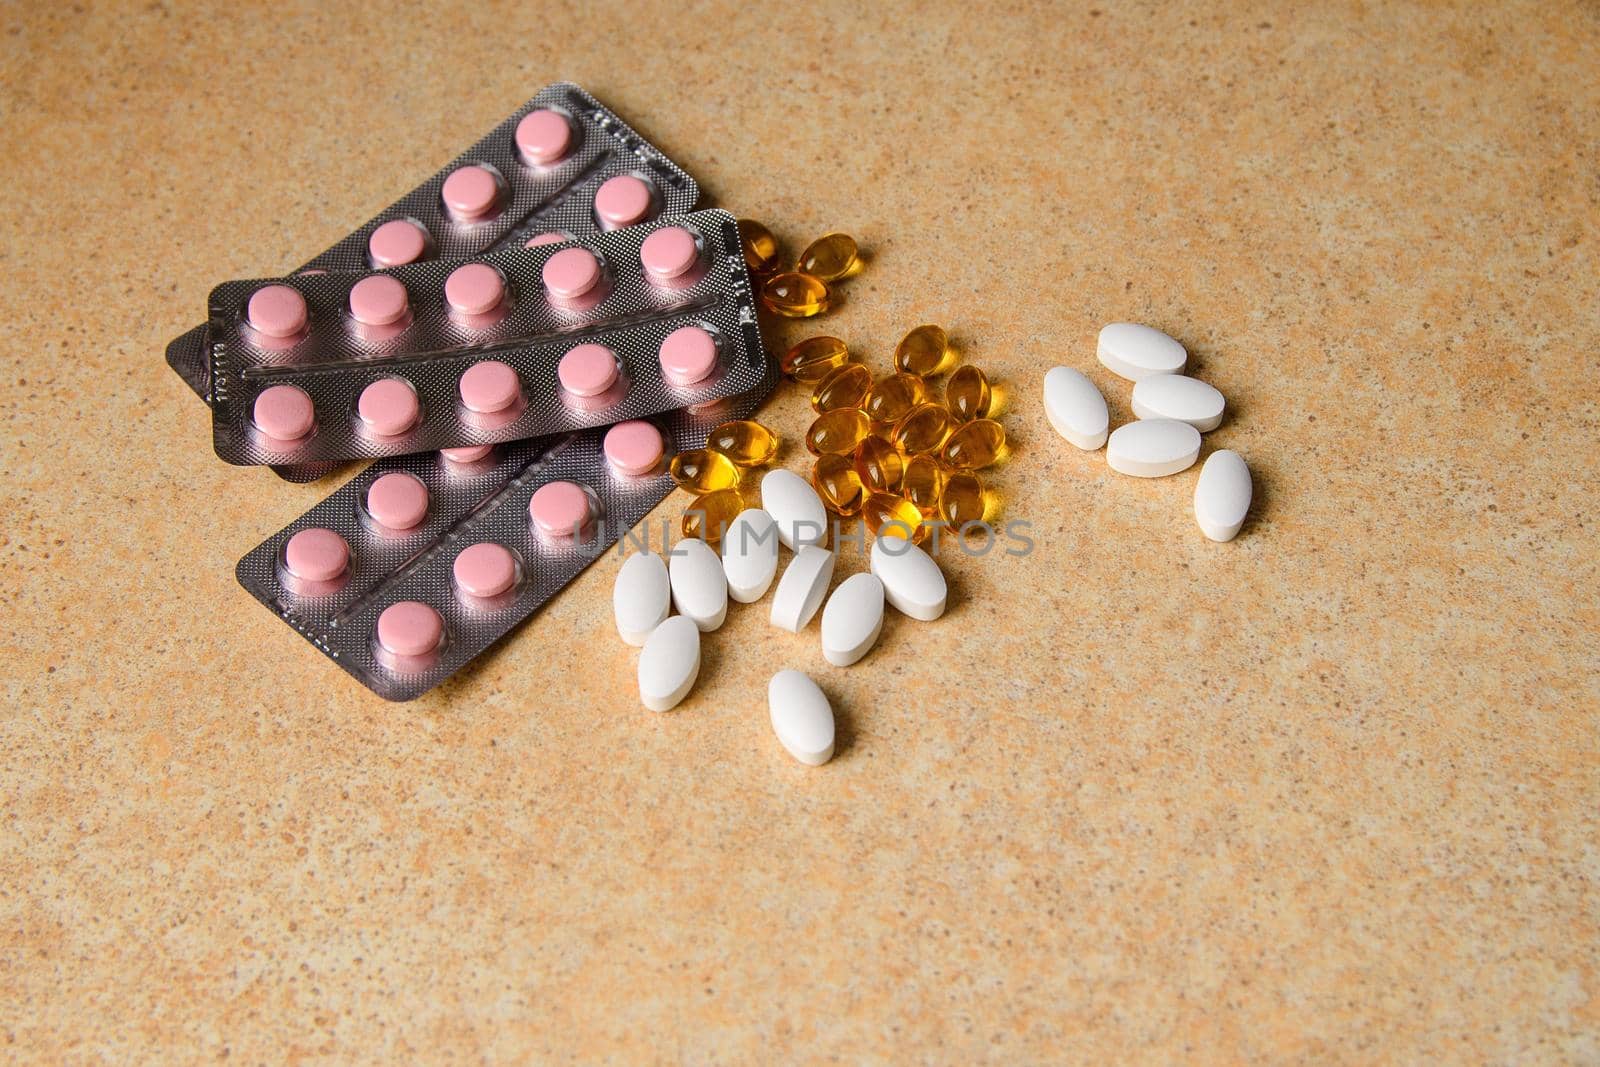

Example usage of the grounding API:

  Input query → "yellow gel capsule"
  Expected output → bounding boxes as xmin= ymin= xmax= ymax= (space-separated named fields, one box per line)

xmin=682 ymin=487 xmax=744 ymax=542
xmin=900 ymin=455 xmax=945 ymax=516
xmin=761 ymin=271 xmax=830 ymax=318
xmin=944 ymin=364 xmax=992 ymax=422
xmin=669 ymin=448 xmax=740 ymax=493
xmin=893 ymin=324 xmax=952 ymax=376
xmin=812 ymin=453 xmax=866 ymax=516
xmin=862 ymin=492 xmax=927 ymax=543
xmin=863 ymin=372 xmax=929 ymax=426
xmin=706 ymin=419 xmax=779 ymax=466
xmin=891 ymin=402 xmax=954 ymax=455
xmin=797 ymin=232 xmax=861 ymax=282
xmin=941 ymin=418 xmax=1007 ymax=470
xmin=737 ymin=219 xmax=779 ymax=276
xmin=782 ymin=336 xmax=850 ymax=383
xmin=939 ymin=471 xmax=986 ymax=527
xmin=811 ymin=362 xmax=872 ymax=413
xmin=806 ymin=407 xmax=871 ymax=455
xmin=854 ymin=435 xmax=907 ymax=494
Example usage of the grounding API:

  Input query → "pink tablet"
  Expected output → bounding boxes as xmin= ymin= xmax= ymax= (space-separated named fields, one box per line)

xmin=247 ymin=285 xmax=308 ymax=339
xmin=357 ymin=378 xmax=421 ymax=437
xmin=593 ymin=174 xmax=654 ymax=228
xmin=458 ymin=360 xmax=521 ymax=413
xmin=514 ymin=109 xmax=574 ymax=166
xmin=529 ymin=480 xmax=593 ymax=538
xmin=366 ymin=471 xmax=429 ymax=531
xmin=348 ymin=274 xmax=409 ymax=327
xmin=603 ymin=420 xmax=665 ymax=476
xmin=284 ymin=528 xmax=349 ymax=583
xmin=367 ymin=219 xmax=429 ymax=267
xmin=658 ymin=326 xmax=719 ymax=387
xmin=524 ymin=231 xmax=570 ymax=248
xmin=541 ymin=247 xmax=603 ymax=303
xmin=376 ymin=601 xmax=444 ymax=658
xmin=441 ymin=164 xmax=501 ymax=221
xmin=639 ymin=226 xmax=700 ymax=282
xmin=441 ymin=444 xmax=493 ymax=464
xmin=444 ymin=263 xmax=506 ymax=317
xmin=253 ymin=384 xmax=316 ymax=441
xmin=557 ymin=344 xmax=620 ymax=397
xmin=453 ymin=542 xmax=518 ymax=598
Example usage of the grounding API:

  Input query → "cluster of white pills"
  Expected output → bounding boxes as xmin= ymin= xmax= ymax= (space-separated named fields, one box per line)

xmin=1042 ymin=323 xmax=1254 ymax=541
xmin=613 ymin=467 xmax=949 ymax=764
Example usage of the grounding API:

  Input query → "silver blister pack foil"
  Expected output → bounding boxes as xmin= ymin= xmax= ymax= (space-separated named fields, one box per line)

xmin=235 ymin=368 xmax=777 ymax=702
xmin=208 ymin=211 xmax=761 ymax=467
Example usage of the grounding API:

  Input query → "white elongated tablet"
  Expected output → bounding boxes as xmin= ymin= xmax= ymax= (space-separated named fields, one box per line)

xmin=820 ymin=572 xmax=885 ymax=667
xmin=760 ymin=469 xmax=828 ymax=550
xmin=1106 ymin=419 xmax=1201 ymax=477
xmin=1097 ymin=323 xmax=1187 ymax=381
xmin=668 ymin=538 xmax=728 ymax=631
xmin=768 ymin=669 xmax=836 ymax=765
xmin=613 ymin=551 xmax=670 ymax=646
xmin=1042 ymin=366 xmax=1109 ymax=450
xmin=770 ymin=546 xmax=835 ymax=632
xmin=1131 ymin=374 xmax=1225 ymax=432
xmin=869 ymin=535 xmax=946 ymax=621
xmin=721 ymin=509 xmax=780 ymax=603
xmin=638 ymin=616 xmax=700 ymax=712
xmin=1194 ymin=449 xmax=1252 ymax=542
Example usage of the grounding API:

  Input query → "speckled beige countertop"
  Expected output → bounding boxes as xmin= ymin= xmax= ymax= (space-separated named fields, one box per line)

xmin=3 ymin=1 xmax=1597 ymax=1062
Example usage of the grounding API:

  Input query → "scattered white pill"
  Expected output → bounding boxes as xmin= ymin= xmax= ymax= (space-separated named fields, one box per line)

xmin=612 ymin=551 xmax=670 ymax=646
xmin=668 ymin=538 xmax=728 ymax=631
xmin=1042 ymin=366 xmax=1110 ymax=450
xmin=768 ymin=669 xmax=836 ymax=766
xmin=770 ymin=545 xmax=835 ymax=632
xmin=760 ymin=468 xmax=828 ymax=550
xmin=721 ymin=508 xmax=780 ymax=603
xmin=638 ymin=615 xmax=701 ymax=712
xmin=1106 ymin=419 xmax=1202 ymax=478
xmin=1097 ymin=323 xmax=1187 ymax=381
xmin=869 ymin=535 xmax=947 ymax=621
xmin=1194 ymin=449 xmax=1252 ymax=542
xmin=1131 ymin=374 xmax=1225 ymax=432
xmin=820 ymin=572 xmax=885 ymax=667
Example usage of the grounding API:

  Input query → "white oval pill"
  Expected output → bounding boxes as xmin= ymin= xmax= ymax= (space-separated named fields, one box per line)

xmin=1097 ymin=323 xmax=1187 ymax=381
xmin=869 ymin=535 xmax=946 ymax=621
xmin=1131 ymin=374 xmax=1225 ymax=432
xmin=820 ymin=572 xmax=885 ymax=667
xmin=770 ymin=546 xmax=835 ymax=632
xmin=768 ymin=669 xmax=835 ymax=766
xmin=669 ymin=538 xmax=728 ymax=631
xmin=613 ymin=551 xmax=669 ymax=646
xmin=760 ymin=468 xmax=828 ymax=550
xmin=721 ymin=509 xmax=780 ymax=603
xmin=638 ymin=616 xmax=701 ymax=712
xmin=1194 ymin=449 xmax=1252 ymax=542
xmin=1042 ymin=366 xmax=1109 ymax=450
xmin=1106 ymin=419 xmax=1201 ymax=477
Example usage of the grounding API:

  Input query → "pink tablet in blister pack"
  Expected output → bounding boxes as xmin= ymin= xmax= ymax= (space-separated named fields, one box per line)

xmin=207 ymin=210 xmax=763 ymax=468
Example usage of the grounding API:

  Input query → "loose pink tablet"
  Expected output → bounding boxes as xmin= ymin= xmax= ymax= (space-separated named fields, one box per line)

xmin=458 ymin=360 xmax=521 ymax=413
xmin=658 ymin=326 xmax=719 ymax=386
xmin=557 ymin=343 xmax=620 ymax=397
xmin=444 ymin=263 xmax=506 ymax=316
xmin=529 ymin=480 xmax=593 ymax=537
xmin=441 ymin=444 xmax=493 ymax=464
xmin=366 ymin=471 xmax=429 ymax=531
xmin=541 ymin=247 xmax=603 ymax=301
xmin=284 ymin=528 xmax=349 ymax=583
xmin=247 ymin=285 xmax=308 ymax=339
xmin=441 ymin=164 xmax=501 ymax=220
xmin=515 ymin=109 xmax=574 ymax=165
xmin=524 ymin=231 xmax=569 ymax=248
xmin=368 ymin=219 xmax=429 ymax=267
xmin=376 ymin=601 xmax=444 ymax=658
xmin=357 ymin=378 xmax=421 ymax=437
xmin=603 ymin=420 xmax=665 ymax=475
xmin=639 ymin=226 xmax=700 ymax=281
xmin=348 ymin=274 xmax=409 ymax=326
xmin=253 ymin=384 xmax=316 ymax=440
xmin=453 ymin=542 xmax=518 ymax=598
xmin=593 ymin=174 xmax=654 ymax=227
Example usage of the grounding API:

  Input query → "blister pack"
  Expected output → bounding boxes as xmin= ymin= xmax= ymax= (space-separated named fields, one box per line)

xmin=208 ymin=211 xmax=763 ymax=467
xmin=166 ymin=82 xmax=700 ymax=405
xmin=235 ymin=367 xmax=777 ymax=702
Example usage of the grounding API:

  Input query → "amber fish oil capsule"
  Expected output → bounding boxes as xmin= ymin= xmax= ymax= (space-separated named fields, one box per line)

xmin=863 ymin=372 xmax=930 ymax=426
xmin=854 ymin=435 xmax=906 ymax=494
xmin=863 ymin=492 xmax=927 ymax=543
xmin=891 ymin=402 xmax=954 ymax=455
xmin=737 ymin=219 xmax=779 ymax=276
xmin=941 ymin=418 xmax=1007 ymax=470
xmin=811 ymin=363 xmax=872 ymax=414
xmin=761 ymin=272 xmax=830 ymax=318
xmin=706 ymin=419 xmax=779 ymax=466
xmin=669 ymin=448 xmax=740 ymax=493
xmin=812 ymin=453 xmax=866 ymax=516
xmin=782 ymin=336 xmax=850 ymax=383
xmin=806 ymin=408 xmax=872 ymax=456
xmin=682 ymin=487 xmax=745 ymax=542
xmin=945 ymin=364 xmax=992 ymax=422
xmin=900 ymin=455 xmax=945 ymax=516
xmin=939 ymin=470 xmax=986 ymax=526
xmin=797 ymin=232 xmax=861 ymax=282
xmin=894 ymin=324 xmax=952 ymax=377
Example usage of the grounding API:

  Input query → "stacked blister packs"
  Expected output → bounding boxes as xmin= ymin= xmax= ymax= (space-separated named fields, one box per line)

xmin=169 ymin=84 xmax=777 ymax=700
